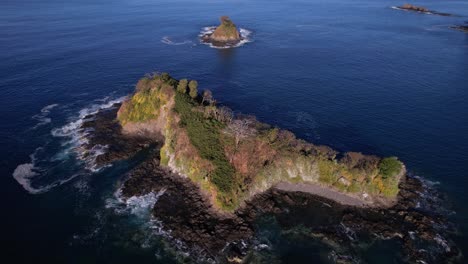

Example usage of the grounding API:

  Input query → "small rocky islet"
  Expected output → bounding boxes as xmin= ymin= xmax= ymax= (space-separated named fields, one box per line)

xmin=396 ymin=3 xmax=453 ymax=16
xmin=200 ymin=16 xmax=243 ymax=47
xmin=395 ymin=4 xmax=468 ymax=33
xmin=81 ymin=73 xmax=461 ymax=263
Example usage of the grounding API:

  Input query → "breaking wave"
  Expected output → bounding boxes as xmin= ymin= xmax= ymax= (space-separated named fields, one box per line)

xmin=199 ymin=26 xmax=253 ymax=49
xmin=51 ymin=96 xmax=126 ymax=171
xmin=106 ymin=188 xmax=167 ymax=218
xmin=12 ymin=96 xmax=126 ymax=194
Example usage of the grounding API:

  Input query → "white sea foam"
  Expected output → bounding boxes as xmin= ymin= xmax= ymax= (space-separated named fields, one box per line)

xmin=12 ymin=148 xmax=83 ymax=194
xmin=31 ymin=103 xmax=59 ymax=129
xmin=161 ymin=36 xmax=193 ymax=46
xmin=106 ymin=188 xmax=167 ymax=217
xmin=51 ymin=96 xmax=126 ymax=171
xmin=199 ymin=26 xmax=253 ymax=49
xmin=13 ymin=96 xmax=126 ymax=194
xmin=13 ymin=162 xmax=41 ymax=194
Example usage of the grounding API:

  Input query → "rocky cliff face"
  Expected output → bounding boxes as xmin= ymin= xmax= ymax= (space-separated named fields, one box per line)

xmin=118 ymin=73 xmax=405 ymax=211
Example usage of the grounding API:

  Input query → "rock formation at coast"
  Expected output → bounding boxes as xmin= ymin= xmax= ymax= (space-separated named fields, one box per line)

xmin=201 ymin=16 xmax=243 ymax=47
xmin=79 ymin=73 xmax=460 ymax=262
xmin=116 ymin=73 xmax=405 ymax=211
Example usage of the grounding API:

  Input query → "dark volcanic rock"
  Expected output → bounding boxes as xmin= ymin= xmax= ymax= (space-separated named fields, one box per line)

xmin=80 ymin=104 xmax=159 ymax=166
xmin=243 ymin=176 xmax=461 ymax=263
xmin=121 ymin=157 xmax=254 ymax=262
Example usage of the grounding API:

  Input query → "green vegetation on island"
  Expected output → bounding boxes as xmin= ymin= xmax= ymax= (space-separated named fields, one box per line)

xmin=118 ymin=73 xmax=405 ymax=210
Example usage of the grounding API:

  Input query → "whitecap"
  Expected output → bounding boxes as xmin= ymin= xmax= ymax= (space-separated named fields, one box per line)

xmin=199 ymin=26 xmax=253 ymax=49
xmin=161 ymin=36 xmax=192 ymax=46
xmin=51 ymin=96 xmax=126 ymax=171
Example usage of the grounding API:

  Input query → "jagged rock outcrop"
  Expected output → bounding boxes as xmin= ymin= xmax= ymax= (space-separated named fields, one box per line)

xmin=201 ymin=16 xmax=243 ymax=47
xmin=211 ymin=16 xmax=241 ymax=42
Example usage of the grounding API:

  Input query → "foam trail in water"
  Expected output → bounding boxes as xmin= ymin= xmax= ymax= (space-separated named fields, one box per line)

xmin=161 ymin=36 xmax=193 ymax=46
xmin=31 ymin=103 xmax=59 ymax=129
xmin=12 ymin=148 xmax=83 ymax=194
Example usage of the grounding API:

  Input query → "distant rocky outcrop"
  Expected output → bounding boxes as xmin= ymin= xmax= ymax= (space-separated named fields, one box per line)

xmin=396 ymin=3 xmax=453 ymax=16
xmin=399 ymin=3 xmax=429 ymax=12
xmin=451 ymin=23 xmax=468 ymax=33
xmin=201 ymin=16 xmax=243 ymax=47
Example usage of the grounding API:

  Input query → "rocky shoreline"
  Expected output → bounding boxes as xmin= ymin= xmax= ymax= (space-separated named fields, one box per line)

xmin=81 ymin=106 xmax=462 ymax=263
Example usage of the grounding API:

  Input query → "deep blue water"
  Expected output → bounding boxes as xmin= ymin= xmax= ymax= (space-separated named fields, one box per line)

xmin=1 ymin=0 xmax=467 ymax=262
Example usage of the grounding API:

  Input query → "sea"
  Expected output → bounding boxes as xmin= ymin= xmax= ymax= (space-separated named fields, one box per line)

xmin=1 ymin=0 xmax=467 ymax=263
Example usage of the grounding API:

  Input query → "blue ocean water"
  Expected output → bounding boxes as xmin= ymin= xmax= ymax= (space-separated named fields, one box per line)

xmin=1 ymin=0 xmax=467 ymax=262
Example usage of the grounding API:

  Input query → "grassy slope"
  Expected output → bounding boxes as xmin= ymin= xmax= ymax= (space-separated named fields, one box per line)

xmin=119 ymin=74 xmax=404 ymax=210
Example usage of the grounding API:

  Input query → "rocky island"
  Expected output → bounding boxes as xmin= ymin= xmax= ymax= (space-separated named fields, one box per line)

xmin=80 ymin=73 xmax=460 ymax=263
xmin=201 ymin=16 xmax=243 ymax=47
xmin=396 ymin=3 xmax=453 ymax=16
xmin=116 ymin=73 xmax=404 ymax=210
